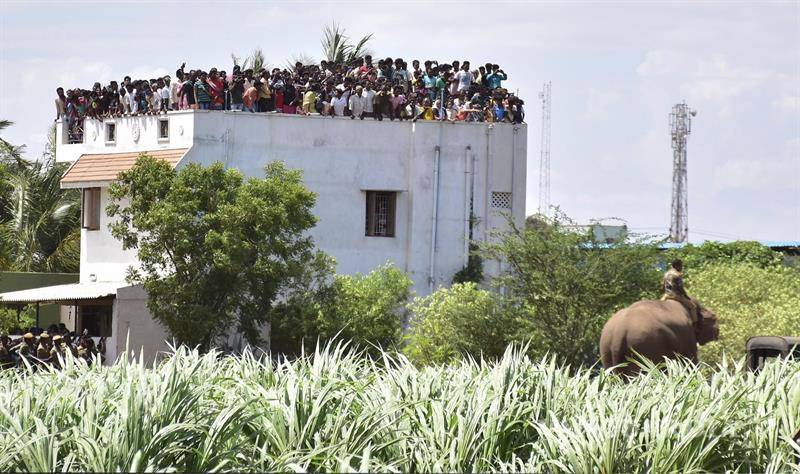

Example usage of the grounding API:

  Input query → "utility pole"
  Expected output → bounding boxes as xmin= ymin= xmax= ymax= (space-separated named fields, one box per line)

xmin=538 ymin=81 xmax=551 ymax=216
xmin=669 ymin=101 xmax=696 ymax=243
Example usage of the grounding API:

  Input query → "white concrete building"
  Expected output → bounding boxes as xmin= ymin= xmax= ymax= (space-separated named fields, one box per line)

xmin=0 ymin=111 xmax=527 ymax=363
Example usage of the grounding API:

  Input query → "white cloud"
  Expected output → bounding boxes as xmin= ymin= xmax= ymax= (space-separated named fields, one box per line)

xmin=583 ymin=88 xmax=621 ymax=121
xmin=712 ymin=158 xmax=798 ymax=192
xmin=637 ymin=50 xmax=782 ymax=118
xmin=772 ymin=95 xmax=800 ymax=113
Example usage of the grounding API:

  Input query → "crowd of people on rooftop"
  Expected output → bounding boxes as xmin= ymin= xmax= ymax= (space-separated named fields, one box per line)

xmin=57 ymin=56 xmax=525 ymax=143
xmin=0 ymin=325 xmax=105 ymax=370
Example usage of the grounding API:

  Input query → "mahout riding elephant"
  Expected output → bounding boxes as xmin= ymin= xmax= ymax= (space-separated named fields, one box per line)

xmin=599 ymin=298 xmax=719 ymax=376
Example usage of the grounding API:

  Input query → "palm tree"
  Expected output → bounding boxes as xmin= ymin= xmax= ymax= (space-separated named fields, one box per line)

xmin=231 ymin=48 xmax=268 ymax=72
xmin=320 ymin=22 xmax=373 ymax=65
xmin=0 ymin=121 xmax=80 ymax=273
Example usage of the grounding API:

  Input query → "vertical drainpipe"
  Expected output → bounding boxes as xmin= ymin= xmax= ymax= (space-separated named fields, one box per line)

xmin=429 ymin=145 xmax=441 ymax=291
xmin=463 ymin=145 xmax=472 ymax=267
xmin=484 ymin=125 xmax=493 ymax=241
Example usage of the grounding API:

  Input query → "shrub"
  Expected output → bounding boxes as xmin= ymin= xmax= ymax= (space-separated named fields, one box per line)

xmin=404 ymin=282 xmax=515 ymax=365
xmin=688 ymin=262 xmax=800 ymax=365
xmin=316 ymin=263 xmax=412 ymax=352
xmin=668 ymin=240 xmax=783 ymax=269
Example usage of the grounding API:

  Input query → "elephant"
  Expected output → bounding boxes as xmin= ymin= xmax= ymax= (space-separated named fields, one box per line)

xmin=599 ymin=298 xmax=719 ymax=376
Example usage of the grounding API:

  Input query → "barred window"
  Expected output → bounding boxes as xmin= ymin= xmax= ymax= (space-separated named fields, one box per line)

xmin=365 ymin=191 xmax=397 ymax=237
xmin=105 ymin=122 xmax=116 ymax=143
xmin=159 ymin=119 xmax=169 ymax=139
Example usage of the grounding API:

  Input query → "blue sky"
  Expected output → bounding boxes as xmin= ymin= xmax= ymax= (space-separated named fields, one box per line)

xmin=1 ymin=1 xmax=798 ymax=242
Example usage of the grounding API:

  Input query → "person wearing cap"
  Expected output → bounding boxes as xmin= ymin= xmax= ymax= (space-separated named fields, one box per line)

xmin=50 ymin=335 xmax=66 ymax=369
xmin=0 ymin=335 xmax=13 ymax=369
xmin=14 ymin=333 xmax=35 ymax=368
xmin=37 ymin=332 xmax=52 ymax=364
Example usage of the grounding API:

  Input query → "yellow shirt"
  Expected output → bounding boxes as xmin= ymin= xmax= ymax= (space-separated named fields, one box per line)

xmin=302 ymin=91 xmax=318 ymax=107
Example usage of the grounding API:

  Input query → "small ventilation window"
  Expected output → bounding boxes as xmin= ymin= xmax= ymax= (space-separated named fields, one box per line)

xmin=105 ymin=122 xmax=116 ymax=143
xmin=158 ymin=119 xmax=169 ymax=140
xmin=491 ymin=192 xmax=512 ymax=209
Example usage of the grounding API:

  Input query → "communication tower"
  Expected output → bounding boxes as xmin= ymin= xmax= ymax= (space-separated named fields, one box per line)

xmin=668 ymin=101 xmax=696 ymax=243
xmin=538 ymin=81 xmax=551 ymax=215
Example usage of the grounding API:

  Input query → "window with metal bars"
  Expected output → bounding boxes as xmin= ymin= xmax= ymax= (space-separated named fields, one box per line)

xmin=365 ymin=191 xmax=397 ymax=237
xmin=158 ymin=119 xmax=169 ymax=140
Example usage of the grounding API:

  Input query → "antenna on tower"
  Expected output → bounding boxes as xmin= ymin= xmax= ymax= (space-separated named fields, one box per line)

xmin=668 ymin=101 xmax=696 ymax=243
xmin=538 ymin=81 xmax=552 ymax=216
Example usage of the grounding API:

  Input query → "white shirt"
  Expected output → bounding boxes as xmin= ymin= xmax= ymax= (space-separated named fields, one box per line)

xmin=362 ymin=89 xmax=376 ymax=113
xmin=170 ymin=82 xmax=180 ymax=103
xmin=127 ymin=89 xmax=138 ymax=113
xmin=160 ymin=86 xmax=171 ymax=100
xmin=331 ymin=96 xmax=348 ymax=116
xmin=348 ymin=93 xmax=364 ymax=117
xmin=456 ymin=70 xmax=474 ymax=91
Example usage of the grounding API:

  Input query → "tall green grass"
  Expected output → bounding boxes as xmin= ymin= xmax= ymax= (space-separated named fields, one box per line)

xmin=0 ymin=345 xmax=797 ymax=472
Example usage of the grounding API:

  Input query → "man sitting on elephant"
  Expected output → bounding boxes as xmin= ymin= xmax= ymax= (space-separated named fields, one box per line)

xmin=661 ymin=259 xmax=700 ymax=324
xmin=599 ymin=259 xmax=720 ymax=376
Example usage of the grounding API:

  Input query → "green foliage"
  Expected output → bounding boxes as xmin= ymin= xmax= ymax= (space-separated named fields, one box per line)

xmin=107 ymin=156 xmax=323 ymax=351
xmin=0 ymin=345 xmax=797 ymax=472
xmin=687 ymin=262 xmax=800 ymax=365
xmin=404 ymin=282 xmax=515 ymax=365
xmin=452 ymin=244 xmax=484 ymax=284
xmin=0 ymin=123 xmax=80 ymax=273
xmin=482 ymin=211 xmax=663 ymax=367
xmin=0 ymin=306 xmax=34 ymax=334
xmin=668 ymin=240 xmax=784 ymax=269
xmin=320 ymin=22 xmax=373 ymax=65
xmin=317 ymin=263 xmax=411 ymax=350
xmin=270 ymin=263 xmax=412 ymax=356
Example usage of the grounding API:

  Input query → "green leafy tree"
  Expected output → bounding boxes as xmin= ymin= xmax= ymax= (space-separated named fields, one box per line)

xmin=688 ymin=262 xmax=800 ymax=365
xmin=107 ymin=155 xmax=323 ymax=351
xmin=404 ymin=282 xmax=515 ymax=365
xmin=0 ymin=122 xmax=80 ymax=273
xmin=482 ymin=211 xmax=663 ymax=367
xmin=231 ymin=48 xmax=268 ymax=72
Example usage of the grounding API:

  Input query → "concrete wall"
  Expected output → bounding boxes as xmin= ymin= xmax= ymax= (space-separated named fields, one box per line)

xmin=81 ymin=191 xmax=139 ymax=283
xmin=187 ymin=111 xmax=527 ymax=294
xmin=62 ymin=110 xmax=527 ymax=296
xmin=113 ymin=284 xmax=170 ymax=366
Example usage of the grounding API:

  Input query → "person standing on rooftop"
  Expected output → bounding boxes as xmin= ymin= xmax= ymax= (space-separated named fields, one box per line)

xmin=194 ymin=72 xmax=212 ymax=110
xmin=486 ymin=65 xmax=507 ymax=89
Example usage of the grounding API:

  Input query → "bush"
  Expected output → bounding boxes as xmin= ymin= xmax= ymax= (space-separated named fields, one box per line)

xmin=404 ymin=282 xmax=515 ymax=365
xmin=668 ymin=240 xmax=783 ymax=269
xmin=271 ymin=263 xmax=413 ymax=356
xmin=317 ymin=263 xmax=412 ymax=352
xmin=688 ymin=262 xmax=800 ymax=365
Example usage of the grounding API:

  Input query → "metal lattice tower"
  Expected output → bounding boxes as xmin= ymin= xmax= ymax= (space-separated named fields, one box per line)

xmin=668 ymin=101 xmax=696 ymax=243
xmin=538 ymin=81 xmax=552 ymax=215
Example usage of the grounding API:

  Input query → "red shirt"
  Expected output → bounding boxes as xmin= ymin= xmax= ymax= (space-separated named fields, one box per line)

xmin=208 ymin=78 xmax=224 ymax=106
